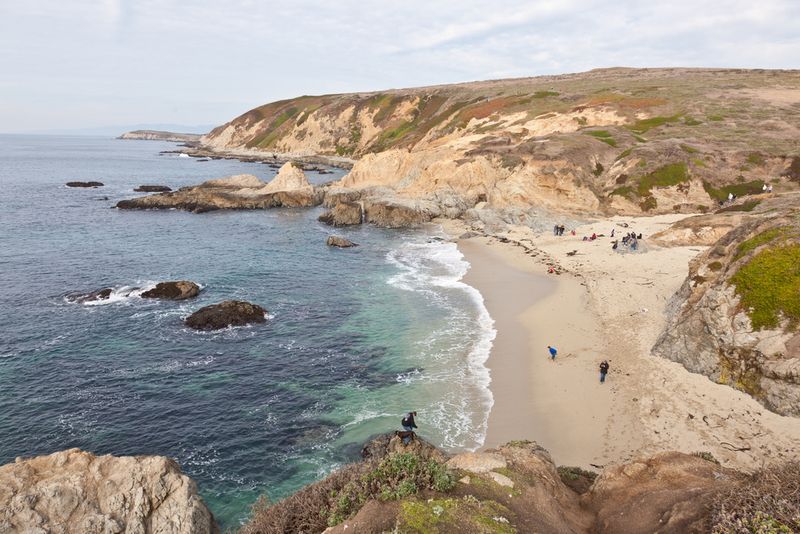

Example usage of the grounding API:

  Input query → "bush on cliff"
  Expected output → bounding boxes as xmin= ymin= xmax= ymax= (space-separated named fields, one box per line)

xmin=241 ymin=450 xmax=454 ymax=533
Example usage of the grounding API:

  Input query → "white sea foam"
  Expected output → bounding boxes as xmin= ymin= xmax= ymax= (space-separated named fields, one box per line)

xmin=385 ymin=238 xmax=496 ymax=451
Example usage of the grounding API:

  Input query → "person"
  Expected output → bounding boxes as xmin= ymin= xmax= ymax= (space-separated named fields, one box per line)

xmin=559 ymin=225 xmax=566 ymax=236
xmin=553 ymin=224 xmax=559 ymax=236
xmin=591 ymin=232 xmax=597 ymax=240
xmin=727 ymin=192 xmax=734 ymax=202
xmin=401 ymin=411 xmax=418 ymax=444
xmin=611 ymin=229 xmax=615 ymax=237
xmin=768 ymin=184 xmax=773 ymax=193
xmin=599 ymin=360 xmax=610 ymax=383
xmin=548 ymin=345 xmax=557 ymax=360
xmin=612 ymin=240 xmax=618 ymax=250
xmin=762 ymin=183 xmax=768 ymax=192
xmin=637 ymin=233 xmax=642 ymax=239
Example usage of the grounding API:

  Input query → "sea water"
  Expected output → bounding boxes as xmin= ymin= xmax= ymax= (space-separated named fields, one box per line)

xmin=0 ymin=135 xmax=495 ymax=528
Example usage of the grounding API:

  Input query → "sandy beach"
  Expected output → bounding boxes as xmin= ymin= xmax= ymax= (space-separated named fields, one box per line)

xmin=448 ymin=215 xmax=800 ymax=471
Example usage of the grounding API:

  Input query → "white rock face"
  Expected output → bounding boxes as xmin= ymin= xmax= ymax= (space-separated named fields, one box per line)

xmin=259 ymin=162 xmax=313 ymax=194
xmin=0 ymin=449 xmax=218 ymax=534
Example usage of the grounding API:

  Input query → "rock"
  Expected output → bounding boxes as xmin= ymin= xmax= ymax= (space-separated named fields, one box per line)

xmin=260 ymin=162 xmax=313 ymax=194
xmin=185 ymin=300 xmax=267 ymax=330
xmin=141 ymin=281 xmax=200 ymax=300
xmin=0 ymin=448 xmax=218 ymax=534
xmin=66 ymin=181 xmax=104 ymax=188
xmin=67 ymin=288 xmax=113 ymax=303
xmin=117 ymin=172 xmax=323 ymax=213
xmin=488 ymin=471 xmax=514 ymax=487
xmin=134 ymin=185 xmax=172 ymax=192
xmin=326 ymin=236 xmax=358 ymax=248
xmin=446 ymin=452 xmax=507 ymax=473
xmin=360 ymin=433 xmax=446 ymax=463
xmin=318 ymin=201 xmax=363 ymax=226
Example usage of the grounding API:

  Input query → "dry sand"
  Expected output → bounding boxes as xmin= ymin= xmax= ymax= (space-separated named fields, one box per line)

xmin=445 ymin=214 xmax=800 ymax=471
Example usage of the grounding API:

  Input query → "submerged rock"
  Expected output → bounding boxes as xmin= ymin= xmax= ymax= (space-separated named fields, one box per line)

xmin=67 ymin=288 xmax=113 ymax=303
xmin=141 ymin=281 xmax=200 ymax=300
xmin=326 ymin=235 xmax=358 ymax=248
xmin=134 ymin=184 xmax=172 ymax=192
xmin=0 ymin=448 xmax=218 ymax=534
xmin=185 ymin=300 xmax=267 ymax=330
xmin=66 ymin=181 xmax=104 ymax=188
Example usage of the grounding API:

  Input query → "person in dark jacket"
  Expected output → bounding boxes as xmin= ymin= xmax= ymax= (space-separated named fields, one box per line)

xmin=599 ymin=360 xmax=610 ymax=383
xmin=401 ymin=411 xmax=418 ymax=444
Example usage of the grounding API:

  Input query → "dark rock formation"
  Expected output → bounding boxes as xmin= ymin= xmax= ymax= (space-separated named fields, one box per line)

xmin=134 ymin=185 xmax=172 ymax=192
xmin=326 ymin=235 xmax=358 ymax=248
xmin=67 ymin=288 xmax=113 ymax=303
xmin=66 ymin=181 xmax=104 ymax=188
xmin=0 ymin=448 xmax=218 ymax=534
xmin=185 ymin=300 xmax=267 ymax=330
xmin=318 ymin=201 xmax=363 ymax=226
xmin=141 ymin=281 xmax=200 ymax=300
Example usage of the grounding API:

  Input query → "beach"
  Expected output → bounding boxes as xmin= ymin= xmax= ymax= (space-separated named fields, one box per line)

xmin=449 ymin=215 xmax=800 ymax=471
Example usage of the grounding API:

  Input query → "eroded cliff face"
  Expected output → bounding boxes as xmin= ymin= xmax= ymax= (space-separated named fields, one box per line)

xmin=653 ymin=195 xmax=800 ymax=416
xmin=200 ymin=68 xmax=800 ymax=225
xmin=0 ymin=448 xmax=218 ymax=534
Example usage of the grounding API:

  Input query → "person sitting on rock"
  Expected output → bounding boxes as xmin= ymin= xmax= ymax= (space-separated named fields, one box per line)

xmin=401 ymin=411 xmax=418 ymax=444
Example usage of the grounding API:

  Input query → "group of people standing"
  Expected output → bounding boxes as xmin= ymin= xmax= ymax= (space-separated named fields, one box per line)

xmin=553 ymin=224 xmax=566 ymax=236
xmin=612 ymin=230 xmax=643 ymax=252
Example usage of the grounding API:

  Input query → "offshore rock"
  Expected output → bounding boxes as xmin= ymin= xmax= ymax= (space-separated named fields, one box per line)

xmin=66 ymin=181 xmax=104 ymax=188
xmin=116 ymin=169 xmax=322 ymax=213
xmin=326 ymin=235 xmax=358 ymax=248
xmin=134 ymin=185 xmax=172 ymax=192
xmin=141 ymin=281 xmax=200 ymax=300
xmin=0 ymin=448 xmax=218 ymax=534
xmin=67 ymin=288 xmax=113 ymax=303
xmin=185 ymin=300 xmax=267 ymax=330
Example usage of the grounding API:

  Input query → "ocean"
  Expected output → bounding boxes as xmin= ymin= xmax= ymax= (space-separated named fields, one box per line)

xmin=0 ymin=135 xmax=495 ymax=528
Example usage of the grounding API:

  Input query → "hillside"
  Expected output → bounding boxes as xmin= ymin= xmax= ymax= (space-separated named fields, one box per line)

xmin=200 ymin=68 xmax=800 ymax=222
xmin=119 ymin=130 xmax=203 ymax=142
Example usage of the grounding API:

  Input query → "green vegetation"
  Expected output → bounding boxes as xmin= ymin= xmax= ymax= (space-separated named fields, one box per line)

xmin=585 ymin=130 xmax=617 ymax=147
xmin=636 ymin=163 xmax=690 ymax=196
xmin=734 ymin=227 xmax=788 ymax=260
xmin=533 ymin=90 xmax=559 ymax=98
xmin=731 ymin=243 xmax=800 ymax=330
xmin=703 ymin=179 xmax=765 ymax=201
xmin=632 ymin=133 xmax=647 ymax=143
xmin=628 ymin=114 xmax=682 ymax=134
xmin=684 ymin=117 xmax=703 ymax=126
xmin=610 ymin=185 xmax=635 ymax=200
xmin=707 ymin=114 xmax=725 ymax=121
xmin=615 ymin=148 xmax=633 ymax=161
xmin=716 ymin=199 xmax=761 ymax=213
xmin=746 ymin=152 xmax=765 ymax=166
xmin=708 ymin=261 xmax=723 ymax=271
xmin=680 ymin=144 xmax=699 ymax=154
xmin=639 ymin=196 xmax=658 ymax=211
xmin=592 ymin=162 xmax=604 ymax=176
xmin=692 ymin=158 xmax=707 ymax=168
xmin=328 ymin=452 xmax=456 ymax=526
xmin=398 ymin=497 xmax=516 ymax=534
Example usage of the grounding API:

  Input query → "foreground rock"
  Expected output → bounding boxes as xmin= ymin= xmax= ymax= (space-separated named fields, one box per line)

xmin=0 ymin=448 xmax=218 ymax=534
xmin=319 ymin=190 xmax=437 ymax=228
xmin=141 ymin=281 xmax=200 ymax=300
xmin=117 ymin=164 xmax=322 ymax=213
xmin=66 ymin=181 xmax=104 ymax=188
xmin=326 ymin=235 xmax=358 ymax=248
xmin=653 ymin=195 xmax=800 ymax=416
xmin=134 ymin=184 xmax=172 ymax=192
xmin=185 ymin=300 xmax=267 ymax=330
xmin=244 ymin=438 xmax=749 ymax=534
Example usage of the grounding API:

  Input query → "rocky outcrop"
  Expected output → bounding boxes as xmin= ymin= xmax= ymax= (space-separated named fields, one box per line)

xmin=185 ymin=300 xmax=267 ymax=330
xmin=326 ymin=236 xmax=358 ymax=248
xmin=118 ymin=130 xmax=203 ymax=143
xmin=66 ymin=181 xmax=104 ymax=188
xmin=0 ymin=448 xmax=218 ymax=534
xmin=66 ymin=288 xmax=113 ymax=303
xmin=134 ymin=185 xmax=172 ymax=192
xmin=117 ymin=171 xmax=323 ymax=213
xmin=318 ymin=200 xmax=363 ymax=226
xmin=653 ymin=198 xmax=800 ymax=415
xmin=141 ymin=281 xmax=200 ymax=300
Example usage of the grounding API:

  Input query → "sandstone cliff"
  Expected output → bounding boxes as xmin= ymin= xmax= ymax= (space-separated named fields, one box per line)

xmin=653 ymin=193 xmax=800 ymax=416
xmin=240 ymin=434 xmax=797 ymax=534
xmin=0 ymin=448 xmax=218 ymax=534
xmin=200 ymin=68 xmax=800 ymax=226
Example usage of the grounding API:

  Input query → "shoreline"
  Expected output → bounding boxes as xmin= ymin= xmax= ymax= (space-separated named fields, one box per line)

xmin=446 ymin=215 xmax=800 ymax=471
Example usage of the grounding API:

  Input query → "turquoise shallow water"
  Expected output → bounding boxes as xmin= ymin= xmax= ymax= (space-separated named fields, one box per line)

xmin=0 ymin=135 xmax=495 ymax=528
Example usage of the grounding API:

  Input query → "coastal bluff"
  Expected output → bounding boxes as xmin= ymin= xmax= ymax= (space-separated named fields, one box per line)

xmin=0 ymin=448 xmax=218 ymax=534
xmin=118 ymin=130 xmax=202 ymax=143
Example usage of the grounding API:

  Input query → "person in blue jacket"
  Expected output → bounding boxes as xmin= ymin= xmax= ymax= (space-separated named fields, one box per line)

xmin=547 ymin=345 xmax=557 ymax=360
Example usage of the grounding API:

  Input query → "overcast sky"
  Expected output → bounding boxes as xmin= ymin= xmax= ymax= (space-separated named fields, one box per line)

xmin=1 ymin=0 xmax=798 ymax=133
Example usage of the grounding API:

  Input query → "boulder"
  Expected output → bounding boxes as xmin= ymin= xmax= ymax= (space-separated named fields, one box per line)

xmin=66 ymin=181 xmax=104 ymax=188
xmin=259 ymin=162 xmax=313 ymax=194
xmin=134 ymin=185 xmax=172 ymax=192
xmin=141 ymin=281 xmax=200 ymax=300
xmin=318 ymin=201 xmax=363 ymax=226
xmin=185 ymin=300 xmax=267 ymax=330
xmin=326 ymin=236 xmax=358 ymax=248
xmin=0 ymin=448 xmax=218 ymax=534
xmin=68 ymin=288 xmax=113 ymax=303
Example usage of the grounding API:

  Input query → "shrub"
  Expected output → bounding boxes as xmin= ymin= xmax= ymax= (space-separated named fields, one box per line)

xmin=628 ymin=114 xmax=682 ymax=133
xmin=585 ymin=130 xmax=617 ymax=147
xmin=703 ymin=180 xmax=765 ymax=201
xmin=637 ymin=163 xmax=690 ymax=196
xmin=708 ymin=462 xmax=800 ymax=533
xmin=533 ymin=90 xmax=559 ymax=98
xmin=716 ymin=199 xmax=761 ymax=213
